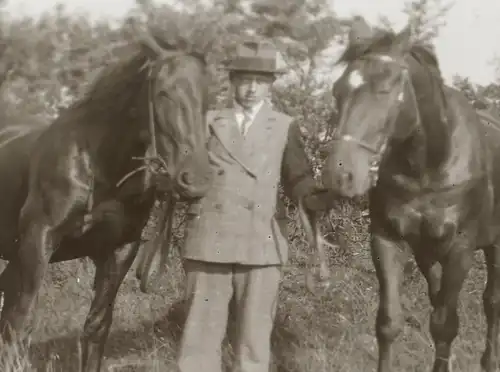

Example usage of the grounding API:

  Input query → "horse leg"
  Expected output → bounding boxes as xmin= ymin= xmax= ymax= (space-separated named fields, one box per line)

xmin=414 ymin=250 xmax=441 ymax=307
xmin=480 ymin=243 xmax=500 ymax=372
xmin=430 ymin=243 xmax=473 ymax=372
xmin=80 ymin=242 xmax=139 ymax=372
xmin=371 ymin=233 xmax=405 ymax=372
xmin=0 ymin=263 xmax=23 ymax=334
xmin=0 ymin=261 xmax=7 ymax=312
xmin=0 ymin=221 xmax=55 ymax=345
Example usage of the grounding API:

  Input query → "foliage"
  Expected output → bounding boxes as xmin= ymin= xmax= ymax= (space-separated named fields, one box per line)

xmin=452 ymin=75 xmax=479 ymax=101
xmin=452 ymin=74 xmax=500 ymax=110
xmin=403 ymin=0 xmax=454 ymax=42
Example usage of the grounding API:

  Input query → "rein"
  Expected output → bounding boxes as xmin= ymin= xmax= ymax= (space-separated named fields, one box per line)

xmin=328 ymin=54 xmax=421 ymax=188
xmin=330 ymin=53 xmax=486 ymax=198
xmin=116 ymin=61 xmax=172 ymax=190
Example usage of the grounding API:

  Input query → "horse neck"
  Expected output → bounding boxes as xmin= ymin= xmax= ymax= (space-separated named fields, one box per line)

xmin=414 ymin=58 xmax=452 ymax=166
xmin=95 ymin=79 xmax=150 ymax=181
xmin=388 ymin=60 xmax=451 ymax=180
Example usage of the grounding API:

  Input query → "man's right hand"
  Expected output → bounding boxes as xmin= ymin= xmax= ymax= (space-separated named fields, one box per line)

xmin=302 ymin=187 xmax=337 ymax=212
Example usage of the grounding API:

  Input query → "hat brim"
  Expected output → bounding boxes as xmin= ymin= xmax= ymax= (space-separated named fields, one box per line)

xmin=223 ymin=56 xmax=287 ymax=75
xmin=225 ymin=67 xmax=287 ymax=75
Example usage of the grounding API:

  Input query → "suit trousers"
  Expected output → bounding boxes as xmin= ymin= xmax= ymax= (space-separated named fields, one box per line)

xmin=177 ymin=259 xmax=282 ymax=372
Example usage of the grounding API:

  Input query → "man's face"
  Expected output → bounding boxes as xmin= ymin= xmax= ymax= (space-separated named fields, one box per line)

xmin=231 ymin=72 xmax=275 ymax=110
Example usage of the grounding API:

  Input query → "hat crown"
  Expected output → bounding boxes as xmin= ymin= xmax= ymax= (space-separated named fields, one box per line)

xmin=226 ymin=38 xmax=286 ymax=74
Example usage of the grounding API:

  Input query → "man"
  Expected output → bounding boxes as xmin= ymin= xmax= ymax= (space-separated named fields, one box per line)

xmin=177 ymin=38 xmax=333 ymax=372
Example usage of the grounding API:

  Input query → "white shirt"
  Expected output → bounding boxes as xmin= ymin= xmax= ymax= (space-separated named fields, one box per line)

xmin=233 ymin=99 xmax=264 ymax=135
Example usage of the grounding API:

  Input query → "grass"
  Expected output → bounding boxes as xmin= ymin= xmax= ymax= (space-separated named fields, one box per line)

xmin=0 ymin=201 xmax=491 ymax=371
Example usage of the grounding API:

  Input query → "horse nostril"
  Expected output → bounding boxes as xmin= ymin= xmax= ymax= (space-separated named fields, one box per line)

xmin=178 ymin=170 xmax=193 ymax=186
xmin=345 ymin=171 xmax=353 ymax=183
xmin=338 ymin=171 xmax=353 ymax=189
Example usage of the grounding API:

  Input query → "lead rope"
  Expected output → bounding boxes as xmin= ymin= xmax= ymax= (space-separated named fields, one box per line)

xmin=298 ymin=199 xmax=334 ymax=294
xmin=146 ymin=62 xmax=158 ymax=156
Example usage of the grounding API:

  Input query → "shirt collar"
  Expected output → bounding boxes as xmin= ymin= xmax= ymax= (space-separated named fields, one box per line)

xmin=233 ymin=99 xmax=265 ymax=120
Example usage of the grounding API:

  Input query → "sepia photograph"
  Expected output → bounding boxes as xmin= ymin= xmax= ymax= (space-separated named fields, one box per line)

xmin=0 ymin=0 xmax=498 ymax=371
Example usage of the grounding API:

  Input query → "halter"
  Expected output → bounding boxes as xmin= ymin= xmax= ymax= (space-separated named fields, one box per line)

xmin=116 ymin=60 xmax=174 ymax=190
xmin=329 ymin=54 xmax=420 ymax=188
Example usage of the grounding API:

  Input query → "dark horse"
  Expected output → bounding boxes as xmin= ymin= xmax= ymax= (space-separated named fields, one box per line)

xmin=322 ymin=17 xmax=500 ymax=372
xmin=0 ymin=29 xmax=212 ymax=371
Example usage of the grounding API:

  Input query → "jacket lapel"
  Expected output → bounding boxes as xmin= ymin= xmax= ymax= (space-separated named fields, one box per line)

xmin=209 ymin=102 xmax=281 ymax=178
xmin=209 ymin=109 xmax=241 ymax=152
xmin=244 ymin=103 xmax=281 ymax=169
xmin=209 ymin=109 xmax=257 ymax=178
xmin=245 ymin=102 xmax=276 ymax=140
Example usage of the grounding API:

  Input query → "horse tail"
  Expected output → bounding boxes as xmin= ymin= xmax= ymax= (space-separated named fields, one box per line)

xmin=136 ymin=195 xmax=176 ymax=293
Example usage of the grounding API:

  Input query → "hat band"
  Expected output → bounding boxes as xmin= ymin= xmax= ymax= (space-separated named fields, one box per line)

xmin=227 ymin=57 xmax=282 ymax=73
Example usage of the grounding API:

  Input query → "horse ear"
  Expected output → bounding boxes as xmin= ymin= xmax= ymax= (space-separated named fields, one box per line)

xmin=140 ymin=32 xmax=183 ymax=60
xmin=348 ymin=16 xmax=373 ymax=45
xmin=393 ymin=25 xmax=412 ymax=54
xmin=127 ymin=17 xmax=181 ymax=60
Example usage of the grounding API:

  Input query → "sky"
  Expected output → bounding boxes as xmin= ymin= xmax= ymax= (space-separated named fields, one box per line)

xmin=4 ymin=0 xmax=500 ymax=86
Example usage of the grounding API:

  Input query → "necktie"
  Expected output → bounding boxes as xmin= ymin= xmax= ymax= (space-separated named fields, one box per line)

xmin=240 ymin=112 xmax=252 ymax=136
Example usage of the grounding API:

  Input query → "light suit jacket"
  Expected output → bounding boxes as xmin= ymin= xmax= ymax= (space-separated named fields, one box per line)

xmin=182 ymin=102 xmax=316 ymax=265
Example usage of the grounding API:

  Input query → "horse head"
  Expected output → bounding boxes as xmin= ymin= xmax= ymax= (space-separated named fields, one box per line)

xmin=134 ymin=25 xmax=213 ymax=200
xmin=321 ymin=17 xmax=428 ymax=198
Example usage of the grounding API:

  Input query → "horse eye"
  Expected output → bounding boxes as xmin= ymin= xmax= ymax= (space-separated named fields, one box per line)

xmin=157 ymin=90 xmax=169 ymax=98
xmin=157 ymin=91 xmax=174 ymax=104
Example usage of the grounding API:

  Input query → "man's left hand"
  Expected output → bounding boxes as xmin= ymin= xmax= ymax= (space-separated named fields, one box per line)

xmin=153 ymin=173 xmax=173 ymax=194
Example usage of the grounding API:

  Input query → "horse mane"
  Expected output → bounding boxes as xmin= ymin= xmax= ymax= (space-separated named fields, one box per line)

xmin=67 ymin=32 xmax=206 ymax=126
xmin=337 ymin=28 xmax=442 ymax=86
xmin=148 ymin=28 xmax=207 ymax=65
xmin=70 ymin=45 xmax=147 ymax=123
